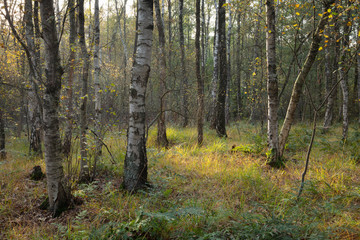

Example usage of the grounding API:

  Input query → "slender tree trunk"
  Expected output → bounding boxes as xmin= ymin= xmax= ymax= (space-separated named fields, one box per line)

xmin=265 ymin=0 xmax=280 ymax=164
xmin=155 ymin=0 xmax=169 ymax=148
xmin=339 ymin=6 xmax=351 ymax=140
xmin=25 ymin=0 xmax=42 ymax=156
xmin=123 ymin=0 xmax=153 ymax=192
xmin=0 ymin=107 xmax=5 ymax=160
xmin=78 ymin=0 xmax=90 ymax=182
xmin=93 ymin=0 xmax=102 ymax=179
xmin=179 ymin=0 xmax=189 ymax=127
xmin=323 ymin=22 xmax=335 ymax=128
xmin=210 ymin=0 xmax=219 ymax=129
xmin=40 ymin=0 xmax=70 ymax=217
xmin=225 ymin=0 xmax=232 ymax=124
xmin=236 ymin=12 xmax=242 ymax=119
xmin=357 ymin=42 xmax=360 ymax=124
xmin=63 ymin=0 xmax=76 ymax=158
xmin=196 ymin=0 xmax=204 ymax=145
xmin=215 ymin=0 xmax=227 ymax=137
xmin=278 ymin=1 xmax=334 ymax=157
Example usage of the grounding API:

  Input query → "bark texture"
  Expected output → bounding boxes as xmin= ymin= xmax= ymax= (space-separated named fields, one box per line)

xmin=278 ymin=2 xmax=334 ymax=157
xmin=25 ymin=0 xmax=42 ymax=156
xmin=154 ymin=0 xmax=168 ymax=148
xmin=93 ymin=0 xmax=102 ymax=178
xmin=215 ymin=0 xmax=227 ymax=137
xmin=196 ymin=0 xmax=204 ymax=145
xmin=210 ymin=0 xmax=219 ymax=129
xmin=123 ymin=0 xmax=153 ymax=192
xmin=78 ymin=0 xmax=90 ymax=182
xmin=40 ymin=0 xmax=70 ymax=216
xmin=265 ymin=0 xmax=279 ymax=164
xmin=63 ymin=0 xmax=76 ymax=158
xmin=179 ymin=0 xmax=189 ymax=127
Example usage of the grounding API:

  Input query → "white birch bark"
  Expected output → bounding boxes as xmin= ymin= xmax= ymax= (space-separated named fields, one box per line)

xmin=123 ymin=0 xmax=153 ymax=191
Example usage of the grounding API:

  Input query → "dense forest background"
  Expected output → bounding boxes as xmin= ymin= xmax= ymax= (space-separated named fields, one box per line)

xmin=1 ymin=0 xmax=360 ymax=239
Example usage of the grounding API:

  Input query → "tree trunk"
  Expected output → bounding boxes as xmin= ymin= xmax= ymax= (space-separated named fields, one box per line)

xmin=323 ymin=21 xmax=335 ymax=128
xmin=358 ymin=42 xmax=360 ymax=124
xmin=265 ymin=0 xmax=280 ymax=165
xmin=0 ymin=107 xmax=5 ymax=160
xmin=154 ymin=0 xmax=168 ymax=148
xmin=236 ymin=12 xmax=242 ymax=119
xmin=215 ymin=0 xmax=227 ymax=137
xmin=278 ymin=1 xmax=334 ymax=157
xmin=225 ymin=0 xmax=232 ymax=124
xmin=63 ymin=0 xmax=76 ymax=158
xmin=40 ymin=0 xmax=70 ymax=217
xmin=123 ymin=0 xmax=153 ymax=192
xmin=196 ymin=0 xmax=204 ymax=145
xmin=78 ymin=0 xmax=90 ymax=182
xmin=93 ymin=0 xmax=102 ymax=179
xmin=210 ymin=0 xmax=219 ymax=129
xmin=339 ymin=9 xmax=351 ymax=140
xmin=25 ymin=0 xmax=42 ymax=156
xmin=179 ymin=0 xmax=189 ymax=127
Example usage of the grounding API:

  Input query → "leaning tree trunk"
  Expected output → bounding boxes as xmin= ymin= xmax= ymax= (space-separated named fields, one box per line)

xmin=123 ymin=0 xmax=153 ymax=192
xmin=179 ymin=0 xmax=189 ymax=127
xmin=196 ymin=0 xmax=204 ymax=145
xmin=278 ymin=1 xmax=334 ymax=157
xmin=25 ymin=0 xmax=42 ymax=156
xmin=210 ymin=0 xmax=219 ymax=129
xmin=154 ymin=0 xmax=169 ymax=148
xmin=40 ymin=0 xmax=70 ymax=217
xmin=265 ymin=0 xmax=280 ymax=165
xmin=63 ymin=0 xmax=76 ymax=158
xmin=215 ymin=0 xmax=227 ymax=137
xmin=78 ymin=0 xmax=90 ymax=182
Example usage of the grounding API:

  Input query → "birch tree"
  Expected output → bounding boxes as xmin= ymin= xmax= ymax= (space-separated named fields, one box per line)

xmin=154 ymin=0 xmax=168 ymax=148
xmin=123 ymin=0 xmax=154 ymax=191
xmin=278 ymin=0 xmax=334 ymax=157
xmin=40 ymin=0 xmax=70 ymax=216
xmin=265 ymin=0 xmax=280 ymax=164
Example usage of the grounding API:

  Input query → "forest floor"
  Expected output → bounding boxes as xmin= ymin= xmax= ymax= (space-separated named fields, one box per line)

xmin=1 ymin=122 xmax=360 ymax=239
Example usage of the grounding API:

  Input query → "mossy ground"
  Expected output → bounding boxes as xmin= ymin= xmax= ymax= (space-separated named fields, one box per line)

xmin=1 ymin=122 xmax=360 ymax=239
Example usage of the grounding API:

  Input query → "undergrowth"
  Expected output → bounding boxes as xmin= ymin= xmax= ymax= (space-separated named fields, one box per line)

xmin=0 ymin=122 xmax=359 ymax=239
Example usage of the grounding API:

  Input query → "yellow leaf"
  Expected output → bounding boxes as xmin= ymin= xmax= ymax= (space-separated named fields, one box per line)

xmin=327 ymin=9 xmax=331 ymax=13
xmin=319 ymin=46 xmax=323 ymax=51
xmin=295 ymin=4 xmax=300 ymax=8
xmin=252 ymin=72 xmax=256 ymax=76
xmin=296 ymin=12 xmax=300 ymax=16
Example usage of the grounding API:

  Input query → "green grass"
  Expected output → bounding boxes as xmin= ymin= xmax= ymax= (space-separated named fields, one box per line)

xmin=1 ymin=122 xmax=360 ymax=239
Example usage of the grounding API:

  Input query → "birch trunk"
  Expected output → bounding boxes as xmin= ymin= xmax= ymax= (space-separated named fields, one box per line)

xmin=215 ymin=0 xmax=227 ymax=137
xmin=196 ymin=0 xmax=204 ymax=145
xmin=225 ymin=0 xmax=232 ymax=124
xmin=93 ymin=0 xmax=102 ymax=178
xmin=25 ymin=0 xmax=42 ymax=156
xmin=40 ymin=0 xmax=70 ymax=216
xmin=358 ymin=46 xmax=360 ymax=124
xmin=236 ymin=12 xmax=242 ymax=118
xmin=78 ymin=0 xmax=90 ymax=182
xmin=210 ymin=0 xmax=219 ymax=129
xmin=323 ymin=23 xmax=335 ymax=128
xmin=339 ymin=11 xmax=351 ymax=140
xmin=179 ymin=0 xmax=189 ymax=127
xmin=265 ymin=0 xmax=279 ymax=164
xmin=63 ymin=0 xmax=76 ymax=158
xmin=154 ymin=0 xmax=168 ymax=148
xmin=123 ymin=0 xmax=153 ymax=191
xmin=278 ymin=2 xmax=333 ymax=157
